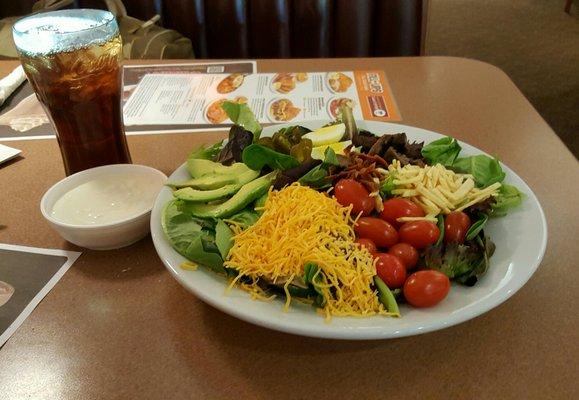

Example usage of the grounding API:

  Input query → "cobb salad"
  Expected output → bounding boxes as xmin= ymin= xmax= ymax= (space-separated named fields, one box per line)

xmin=161 ymin=102 xmax=524 ymax=319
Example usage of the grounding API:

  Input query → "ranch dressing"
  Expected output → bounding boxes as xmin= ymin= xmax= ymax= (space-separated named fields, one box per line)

xmin=51 ymin=172 xmax=161 ymax=225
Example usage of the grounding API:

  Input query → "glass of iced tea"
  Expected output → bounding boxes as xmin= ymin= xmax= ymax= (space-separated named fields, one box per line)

xmin=13 ymin=9 xmax=132 ymax=175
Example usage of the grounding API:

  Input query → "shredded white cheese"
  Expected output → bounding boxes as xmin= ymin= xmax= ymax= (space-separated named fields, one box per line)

xmin=388 ymin=160 xmax=501 ymax=220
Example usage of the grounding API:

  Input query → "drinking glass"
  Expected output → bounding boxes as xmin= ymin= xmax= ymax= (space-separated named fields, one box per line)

xmin=13 ymin=9 xmax=132 ymax=175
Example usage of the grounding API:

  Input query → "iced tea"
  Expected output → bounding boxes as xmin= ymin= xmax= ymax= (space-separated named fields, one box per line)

xmin=13 ymin=10 xmax=131 ymax=175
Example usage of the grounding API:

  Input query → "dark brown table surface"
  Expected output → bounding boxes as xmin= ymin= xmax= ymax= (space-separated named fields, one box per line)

xmin=0 ymin=58 xmax=577 ymax=400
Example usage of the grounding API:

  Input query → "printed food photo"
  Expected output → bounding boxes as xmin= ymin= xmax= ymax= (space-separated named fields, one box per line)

xmin=328 ymin=98 xmax=355 ymax=118
xmin=271 ymin=73 xmax=308 ymax=94
xmin=327 ymin=72 xmax=353 ymax=93
xmin=205 ymin=97 xmax=247 ymax=124
xmin=216 ymin=73 xmax=245 ymax=94
xmin=268 ymin=98 xmax=301 ymax=122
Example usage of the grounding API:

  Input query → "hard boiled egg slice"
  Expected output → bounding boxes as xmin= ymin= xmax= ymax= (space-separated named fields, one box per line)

xmin=302 ymin=123 xmax=346 ymax=147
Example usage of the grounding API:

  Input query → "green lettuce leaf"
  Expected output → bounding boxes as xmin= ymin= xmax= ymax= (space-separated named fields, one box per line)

xmin=452 ymin=155 xmax=506 ymax=188
xmin=426 ymin=243 xmax=480 ymax=278
xmin=303 ymin=263 xmax=327 ymax=308
xmin=227 ymin=209 xmax=261 ymax=228
xmin=298 ymin=167 xmax=331 ymax=189
xmin=379 ymin=173 xmax=397 ymax=198
xmin=424 ymin=232 xmax=495 ymax=285
xmin=221 ymin=101 xmax=262 ymax=141
xmin=421 ymin=136 xmax=462 ymax=166
xmin=162 ymin=200 xmax=224 ymax=273
xmin=188 ymin=141 xmax=224 ymax=161
xmin=161 ymin=201 xmax=203 ymax=255
xmin=492 ymin=184 xmax=525 ymax=216
xmin=374 ymin=276 xmax=400 ymax=315
xmin=455 ymin=234 xmax=495 ymax=286
xmin=298 ymin=147 xmax=339 ymax=189
xmin=465 ymin=213 xmax=488 ymax=240
xmin=322 ymin=146 xmax=340 ymax=166
xmin=242 ymin=144 xmax=300 ymax=171
xmin=183 ymin=236 xmax=225 ymax=274
xmin=435 ymin=214 xmax=445 ymax=246
xmin=216 ymin=125 xmax=254 ymax=165
xmin=215 ymin=220 xmax=234 ymax=259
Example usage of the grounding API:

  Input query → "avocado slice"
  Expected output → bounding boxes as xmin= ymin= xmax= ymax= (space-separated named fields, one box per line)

xmin=179 ymin=172 xmax=277 ymax=218
xmin=174 ymin=184 xmax=240 ymax=202
xmin=187 ymin=159 xmax=252 ymax=179
xmin=173 ymin=170 xmax=259 ymax=202
xmin=167 ymin=169 xmax=259 ymax=190
xmin=167 ymin=174 xmax=237 ymax=190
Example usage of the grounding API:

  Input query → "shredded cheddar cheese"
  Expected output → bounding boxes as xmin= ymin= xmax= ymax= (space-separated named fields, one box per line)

xmin=224 ymin=183 xmax=394 ymax=319
xmin=388 ymin=160 xmax=501 ymax=220
xmin=180 ymin=261 xmax=198 ymax=271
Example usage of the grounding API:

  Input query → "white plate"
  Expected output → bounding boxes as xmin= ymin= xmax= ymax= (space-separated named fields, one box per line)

xmin=151 ymin=121 xmax=547 ymax=340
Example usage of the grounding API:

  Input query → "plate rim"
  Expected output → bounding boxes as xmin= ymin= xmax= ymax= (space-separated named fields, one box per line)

xmin=151 ymin=120 xmax=548 ymax=339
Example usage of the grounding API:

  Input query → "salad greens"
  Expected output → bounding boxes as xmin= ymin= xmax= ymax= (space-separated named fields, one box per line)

xmin=465 ymin=214 xmax=488 ymax=241
xmin=435 ymin=215 xmax=445 ymax=246
xmin=161 ymin=201 xmax=225 ymax=273
xmin=162 ymin=199 xmax=264 ymax=274
xmin=421 ymin=136 xmax=461 ymax=166
xmin=379 ymin=173 xmax=397 ymax=198
xmin=298 ymin=147 xmax=341 ymax=189
xmin=161 ymin=103 xmax=525 ymax=318
xmin=258 ymin=263 xmax=328 ymax=306
xmin=273 ymin=158 xmax=322 ymax=189
xmin=242 ymin=144 xmax=300 ymax=171
xmin=322 ymin=146 xmax=340 ymax=165
xmin=422 ymin=135 xmax=509 ymax=188
xmin=188 ymin=141 xmax=223 ymax=160
xmin=185 ymin=236 xmax=226 ymax=274
xmin=215 ymin=220 xmax=234 ymax=259
xmin=452 ymin=155 xmax=506 ymax=188
xmin=491 ymin=184 xmax=525 ymax=216
xmin=214 ymin=101 xmax=266 ymax=165
xmin=221 ymin=101 xmax=262 ymax=140
xmin=374 ymin=276 xmax=400 ymax=314
xmin=424 ymin=231 xmax=495 ymax=286
xmin=226 ymin=209 xmax=261 ymax=228
xmin=298 ymin=167 xmax=331 ymax=189
xmin=216 ymin=125 xmax=254 ymax=165
xmin=303 ymin=263 xmax=327 ymax=308
xmin=162 ymin=200 xmax=203 ymax=253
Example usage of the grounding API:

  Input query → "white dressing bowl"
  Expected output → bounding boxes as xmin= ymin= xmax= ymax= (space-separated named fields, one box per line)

xmin=41 ymin=164 xmax=167 ymax=250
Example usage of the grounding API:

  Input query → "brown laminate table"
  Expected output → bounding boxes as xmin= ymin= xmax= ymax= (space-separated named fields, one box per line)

xmin=0 ymin=58 xmax=578 ymax=400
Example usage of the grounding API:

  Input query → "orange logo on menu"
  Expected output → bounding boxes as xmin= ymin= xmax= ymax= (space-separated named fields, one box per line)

xmin=354 ymin=71 xmax=401 ymax=122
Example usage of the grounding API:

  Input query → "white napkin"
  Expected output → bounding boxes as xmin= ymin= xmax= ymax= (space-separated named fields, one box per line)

xmin=0 ymin=66 xmax=26 ymax=107
xmin=0 ymin=144 xmax=21 ymax=165
xmin=0 ymin=93 xmax=49 ymax=132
